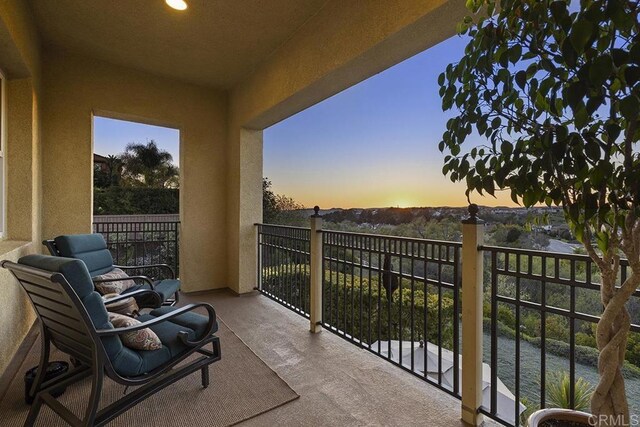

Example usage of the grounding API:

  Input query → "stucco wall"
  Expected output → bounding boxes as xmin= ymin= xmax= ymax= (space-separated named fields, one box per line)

xmin=0 ymin=0 xmax=42 ymax=376
xmin=226 ymin=0 xmax=466 ymax=293
xmin=0 ymin=0 xmax=467 ymax=376
xmin=41 ymin=52 xmax=228 ymax=292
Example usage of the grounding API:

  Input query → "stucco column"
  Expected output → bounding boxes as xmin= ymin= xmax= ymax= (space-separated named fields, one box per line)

xmin=227 ymin=127 xmax=263 ymax=294
xmin=461 ymin=204 xmax=484 ymax=426
xmin=5 ymin=78 xmax=36 ymax=241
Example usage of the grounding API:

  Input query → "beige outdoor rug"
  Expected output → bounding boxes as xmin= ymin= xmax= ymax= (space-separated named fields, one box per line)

xmin=0 ymin=319 xmax=299 ymax=426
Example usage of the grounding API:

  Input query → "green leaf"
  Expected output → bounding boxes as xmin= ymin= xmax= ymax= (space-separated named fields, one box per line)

xmin=509 ymin=44 xmax=522 ymax=65
xmin=568 ymin=203 xmax=580 ymax=222
xmin=501 ymin=141 xmax=513 ymax=156
xmin=515 ymin=70 xmax=527 ymax=90
xmin=589 ymin=55 xmax=612 ymax=87
xmin=612 ymin=48 xmax=628 ymax=67
xmin=570 ymin=19 xmax=594 ymax=54
xmin=620 ymin=95 xmax=640 ymax=121
xmin=596 ymin=231 xmax=610 ymax=253
xmin=511 ymin=190 xmax=520 ymax=205
xmin=630 ymin=43 xmax=640 ymax=65
xmin=523 ymin=191 xmax=536 ymax=208
xmin=565 ymin=81 xmax=586 ymax=110
xmin=585 ymin=140 xmax=600 ymax=161
xmin=549 ymin=1 xmax=568 ymax=24
xmin=574 ymin=224 xmax=585 ymax=243
xmin=607 ymin=1 xmax=629 ymax=29
xmin=624 ymin=66 xmax=640 ymax=86
xmin=574 ymin=105 xmax=588 ymax=129
xmin=606 ymin=123 xmax=621 ymax=142
xmin=561 ymin=38 xmax=578 ymax=68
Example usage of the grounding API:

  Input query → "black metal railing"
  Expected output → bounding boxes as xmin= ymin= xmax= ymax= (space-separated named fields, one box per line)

xmin=256 ymin=224 xmax=311 ymax=316
xmin=93 ymin=221 xmax=180 ymax=276
xmin=254 ymin=223 xmax=640 ymax=427
xmin=322 ymin=230 xmax=462 ymax=397
xmin=481 ymin=245 xmax=640 ymax=426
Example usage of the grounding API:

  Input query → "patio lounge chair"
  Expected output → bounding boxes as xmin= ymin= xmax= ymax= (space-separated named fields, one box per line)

xmin=2 ymin=254 xmax=221 ymax=427
xmin=44 ymin=233 xmax=180 ymax=307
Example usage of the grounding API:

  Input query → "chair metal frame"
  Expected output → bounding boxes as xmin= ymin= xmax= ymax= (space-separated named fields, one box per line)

xmin=43 ymin=239 xmax=179 ymax=306
xmin=2 ymin=260 xmax=221 ymax=427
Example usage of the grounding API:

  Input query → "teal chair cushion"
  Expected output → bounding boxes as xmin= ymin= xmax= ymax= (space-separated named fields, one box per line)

xmin=17 ymin=255 xmax=127 ymax=368
xmin=53 ymin=234 xmax=181 ymax=304
xmin=116 ymin=308 xmax=212 ymax=376
xmin=54 ymin=234 xmax=114 ymax=276
xmin=150 ymin=306 xmax=218 ymax=338
xmin=16 ymin=255 xmax=198 ymax=378
xmin=123 ymin=279 xmax=180 ymax=301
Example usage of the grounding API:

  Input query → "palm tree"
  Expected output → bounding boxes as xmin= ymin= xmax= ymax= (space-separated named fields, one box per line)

xmin=105 ymin=155 xmax=123 ymax=186
xmin=120 ymin=140 xmax=178 ymax=188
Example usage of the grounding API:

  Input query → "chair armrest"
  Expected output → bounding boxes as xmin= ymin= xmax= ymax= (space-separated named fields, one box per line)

xmin=114 ymin=264 xmax=176 ymax=280
xmin=103 ymin=289 xmax=158 ymax=305
xmin=96 ymin=303 xmax=217 ymax=347
xmin=93 ymin=275 xmax=156 ymax=290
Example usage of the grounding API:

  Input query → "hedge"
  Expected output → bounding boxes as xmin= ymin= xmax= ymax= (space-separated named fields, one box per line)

xmin=94 ymin=187 xmax=179 ymax=215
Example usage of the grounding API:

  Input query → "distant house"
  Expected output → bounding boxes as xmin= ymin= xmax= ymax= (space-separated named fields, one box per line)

xmin=94 ymin=153 xmax=110 ymax=173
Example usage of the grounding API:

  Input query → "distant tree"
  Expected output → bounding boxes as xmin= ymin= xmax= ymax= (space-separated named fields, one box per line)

xmin=94 ymin=155 xmax=123 ymax=188
xmin=120 ymin=141 xmax=178 ymax=188
xmin=506 ymin=227 xmax=522 ymax=243
xmin=263 ymin=178 xmax=279 ymax=224
xmin=262 ymin=178 xmax=305 ymax=225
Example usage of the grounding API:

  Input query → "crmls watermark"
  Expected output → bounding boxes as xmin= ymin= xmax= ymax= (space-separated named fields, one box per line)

xmin=588 ymin=414 xmax=640 ymax=426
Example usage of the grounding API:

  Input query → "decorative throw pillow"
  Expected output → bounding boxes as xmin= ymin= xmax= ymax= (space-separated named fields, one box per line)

xmin=108 ymin=312 xmax=162 ymax=351
xmin=93 ymin=268 xmax=137 ymax=295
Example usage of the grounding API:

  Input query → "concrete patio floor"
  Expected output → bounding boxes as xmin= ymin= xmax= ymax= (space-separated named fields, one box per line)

xmin=183 ymin=290 xmax=498 ymax=427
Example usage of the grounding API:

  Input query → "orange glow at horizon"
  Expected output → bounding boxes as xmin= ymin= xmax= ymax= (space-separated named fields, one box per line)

xmin=270 ymin=178 xmax=520 ymax=210
xmin=263 ymin=36 xmax=524 ymax=212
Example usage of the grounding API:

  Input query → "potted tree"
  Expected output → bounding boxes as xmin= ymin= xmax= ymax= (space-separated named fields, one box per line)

xmin=438 ymin=0 xmax=639 ymax=425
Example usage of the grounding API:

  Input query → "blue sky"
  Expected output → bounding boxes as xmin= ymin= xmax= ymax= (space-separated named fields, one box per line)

xmin=94 ymin=34 xmax=515 ymax=209
xmin=93 ymin=116 xmax=180 ymax=166
xmin=264 ymin=35 xmax=515 ymax=209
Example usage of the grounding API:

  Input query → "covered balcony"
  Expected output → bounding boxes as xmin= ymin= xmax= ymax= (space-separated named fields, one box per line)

xmin=1 ymin=1 xmax=636 ymax=427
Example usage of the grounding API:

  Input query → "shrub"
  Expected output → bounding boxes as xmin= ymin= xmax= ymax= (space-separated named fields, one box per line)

xmin=546 ymin=371 xmax=593 ymax=411
xmin=94 ymin=187 xmax=179 ymax=215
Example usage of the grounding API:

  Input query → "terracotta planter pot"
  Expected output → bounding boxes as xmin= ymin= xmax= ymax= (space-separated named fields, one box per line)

xmin=528 ymin=408 xmax=593 ymax=427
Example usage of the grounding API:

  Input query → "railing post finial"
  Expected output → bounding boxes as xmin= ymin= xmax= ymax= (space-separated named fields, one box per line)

xmin=312 ymin=206 xmax=321 ymax=217
xmin=462 ymin=203 xmax=483 ymax=224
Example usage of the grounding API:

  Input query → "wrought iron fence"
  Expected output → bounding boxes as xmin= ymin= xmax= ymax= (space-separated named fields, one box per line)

xmin=481 ymin=245 xmax=640 ymax=426
xmin=93 ymin=221 xmax=180 ymax=276
xmin=321 ymin=230 xmax=462 ymax=397
xmin=256 ymin=224 xmax=311 ymax=316
xmin=254 ymin=222 xmax=640 ymax=427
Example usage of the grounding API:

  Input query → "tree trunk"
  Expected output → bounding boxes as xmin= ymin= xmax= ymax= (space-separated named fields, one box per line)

xmin=590 ymin=270 xmax=633 ymax=426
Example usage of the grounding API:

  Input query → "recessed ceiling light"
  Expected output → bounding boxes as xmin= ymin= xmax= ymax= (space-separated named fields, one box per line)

xmin=166 ymin=0 xmax=187 ymax=11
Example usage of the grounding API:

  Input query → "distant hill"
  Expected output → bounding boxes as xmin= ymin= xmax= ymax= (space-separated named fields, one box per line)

xmin=290 ymin=206 xmax=563 ymax=227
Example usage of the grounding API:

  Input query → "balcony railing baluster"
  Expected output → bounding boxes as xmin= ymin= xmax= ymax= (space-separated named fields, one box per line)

xmin=93 ymin=220 xmax=180 ymax=277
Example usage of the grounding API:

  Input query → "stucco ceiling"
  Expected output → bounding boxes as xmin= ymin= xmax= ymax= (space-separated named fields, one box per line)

xmin=30 ymin=0 xmax=327 ymax=89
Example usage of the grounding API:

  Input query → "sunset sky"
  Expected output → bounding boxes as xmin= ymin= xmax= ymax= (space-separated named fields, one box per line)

xmin=264 ymin=34 xmax=517 ymax=209
xmin=94 ymin=34 xmax=519 ymax=209
xmin=93 ymin=117 xmax=180 ymax=166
